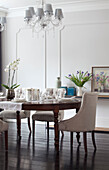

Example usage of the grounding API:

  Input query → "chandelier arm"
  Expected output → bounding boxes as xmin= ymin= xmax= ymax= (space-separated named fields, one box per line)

xmin=34 ymin=26 xmax=43 ymax=33
xmin=32 ymin=19 xmax=40 ymax=26
xmin=51 ymin=19 xmax=61 ymax=27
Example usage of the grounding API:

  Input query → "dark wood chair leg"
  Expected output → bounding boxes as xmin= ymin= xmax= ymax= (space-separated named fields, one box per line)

xmin=92 ymin=131 xmax=96 ymax=150
xmin=28 ymin=117 xmax=31 ymax=132
xmin=83 ymin=132 xmax=87 ymax=154
xmin=47 ymin=121 xmax=49 ymax=139
xmin=32 ymin=120 xmax=35 ymax=138
xmin=76 ymin=132 xmax=81 ymax=145
xmin=5 ymin=131 xmax=8 ymax=151
xmin=16 ymin=111 xmax=21 ymax=139
xmin=61 ymin=131 xmax=64 ymax=137
xmin=70 ymin=132 xmax=73 ymax=146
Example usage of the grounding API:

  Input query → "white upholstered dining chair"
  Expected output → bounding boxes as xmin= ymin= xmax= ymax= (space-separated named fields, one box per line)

xmin=59 ymin=92 xmax=98 ymax=154
xmin=0 ymin=119 xmax=8 ymax=150
xmin=32 ymin=88 xmax=65 ymax=138
xmin=0 ymin=110 xmax=31 ymax=135
xmin=0 ymin=88 xmax=31 ymax=136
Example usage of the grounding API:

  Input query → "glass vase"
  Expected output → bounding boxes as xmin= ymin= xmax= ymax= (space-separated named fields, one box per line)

xmin=7 ymin=89 xmax=15 ymax=100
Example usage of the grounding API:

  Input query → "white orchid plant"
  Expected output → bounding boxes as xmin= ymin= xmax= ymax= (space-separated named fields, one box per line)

xmin=2 ymin=58 xmax=20 ymax=89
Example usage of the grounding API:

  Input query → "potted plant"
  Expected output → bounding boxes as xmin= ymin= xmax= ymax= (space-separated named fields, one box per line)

xmin=66 ymin=71 xmax=92 ymax=96
xmin=2 ymin=58 xmax=20 ymax=100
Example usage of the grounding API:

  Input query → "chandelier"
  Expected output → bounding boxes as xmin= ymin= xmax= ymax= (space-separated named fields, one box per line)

xmin=0 ymin=17 xmax=6 ymax=32
xmin=24 ymin=0 xmax=64 ymax=33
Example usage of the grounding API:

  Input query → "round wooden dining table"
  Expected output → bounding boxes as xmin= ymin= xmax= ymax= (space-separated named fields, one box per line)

xmin=22 ymin=99 xmax=81 ymax=150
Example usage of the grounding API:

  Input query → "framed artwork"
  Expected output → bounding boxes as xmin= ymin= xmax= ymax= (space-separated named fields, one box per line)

xmin=91 ymin=66 xmax=109 ymax=97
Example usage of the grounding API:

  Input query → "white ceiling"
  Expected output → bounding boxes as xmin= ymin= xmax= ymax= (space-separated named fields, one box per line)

xmin=0 ymin=0 xmax=108 ymax=15
xmin=0 ymin=0 xmax=97 ymax=9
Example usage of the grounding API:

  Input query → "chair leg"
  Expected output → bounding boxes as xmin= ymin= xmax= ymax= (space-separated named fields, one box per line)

xmin=32 ymin=120 xmax=35 ymax=138
xmin=92 ymin=131 xmax=96 ymax=150
xmin=5 ymin=131 xmax=8 ymax=151
xmin=28 ymin=117 xmax=31 ymax=132
xmin=47 ymin=121 xmax=49 ymax=139
xmin=83 ymin=132 xmax=87 ymax=154
xmin=70 ymin=132 xmax=73 ymax=146
xmin=76 ymin=132 xmax=81 ymax=145
xmin=61 ymin=131 xmax=64 ymax=137
xmin=16 ymin=111 xmax=21 ymax=139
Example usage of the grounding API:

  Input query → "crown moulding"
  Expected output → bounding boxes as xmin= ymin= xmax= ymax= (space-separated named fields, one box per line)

xmin=1 ymin=0 xmax=109 ymax=17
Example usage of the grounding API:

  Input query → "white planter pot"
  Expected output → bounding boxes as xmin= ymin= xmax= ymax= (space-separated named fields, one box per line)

xmin=77 ymin=87 xmax=82 ymax=96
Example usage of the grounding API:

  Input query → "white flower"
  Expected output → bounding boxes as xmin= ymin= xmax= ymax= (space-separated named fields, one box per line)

xmin=11 ymin=63 xmax=17 ymax=69
xmin=3 ymin=58 xmax=20 ymax=89
xmin=4 ymin=64 xmax=11 ymax=72
xmin=4 ymin=68 xmax=9 ymax=72
xmin=11 ymin=66 xmax=18 ymax=70
xmin=9 ymin=58 xmax=20 ymax=70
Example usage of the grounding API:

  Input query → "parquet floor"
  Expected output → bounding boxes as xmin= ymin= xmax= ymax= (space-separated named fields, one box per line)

xmin=0 ymin=122 xmax=109 ymax=170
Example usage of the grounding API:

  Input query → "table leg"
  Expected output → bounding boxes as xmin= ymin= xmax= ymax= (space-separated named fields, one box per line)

xmin=53 ymin=107 xmax=59 ymax=151
xmin=16 ymin=111 xmax=21 ymax=139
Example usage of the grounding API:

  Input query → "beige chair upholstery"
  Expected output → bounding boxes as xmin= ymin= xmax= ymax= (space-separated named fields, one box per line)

xmin=32 ymin=110 xmax=64 ymax=122
xmin=0 ymin=119 xmax=8 ymax=150
xmin=0 ymin=88 xmax=31 ymax=135
xmin=0 ymin=110 xmax=31 ymax=134
xmin=32 ymin=88 xmax=65 ymax=137
xmin=0 ymin=110 xmax=30 ymax=119
xmin=59 ymin=92 xmax=98 ymax=153
xmin=0 ymin=119 xmax=8 ymax=132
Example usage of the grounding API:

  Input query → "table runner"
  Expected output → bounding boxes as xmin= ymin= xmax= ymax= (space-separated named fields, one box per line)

xmin=0 ymin=101 xmax=22 ymax=111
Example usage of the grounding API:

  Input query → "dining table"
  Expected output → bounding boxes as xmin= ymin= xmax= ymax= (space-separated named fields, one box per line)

xmin=0 ymin=98 xmax=81 ymax=150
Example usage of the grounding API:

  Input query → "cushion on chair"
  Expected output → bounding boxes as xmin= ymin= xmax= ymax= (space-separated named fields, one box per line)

xmin=0 ymin=110 xmax=30 ymax=119
xmin=0 ymin=119 xmax=8 ymax=132
xmin=32 ymin=110 xmax=64 ymax=122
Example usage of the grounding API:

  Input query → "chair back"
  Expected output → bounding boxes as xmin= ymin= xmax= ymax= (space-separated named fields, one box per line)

xmin=77 ymin=92 xmax=98 ymax=131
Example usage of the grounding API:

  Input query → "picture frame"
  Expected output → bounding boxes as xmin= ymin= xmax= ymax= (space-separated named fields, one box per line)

xmin=91 ymin=66 xmax=109 ymax=97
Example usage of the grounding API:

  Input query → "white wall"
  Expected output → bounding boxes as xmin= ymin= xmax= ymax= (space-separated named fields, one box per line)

xmin=61 ymin=10 xmax=109 ymax=88
xmin=1 ymin=8 xmax=109 ymax=127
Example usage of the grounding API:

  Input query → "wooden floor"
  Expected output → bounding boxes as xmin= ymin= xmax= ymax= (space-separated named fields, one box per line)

xmin=0 ymin=122 xmax=109 ymax=170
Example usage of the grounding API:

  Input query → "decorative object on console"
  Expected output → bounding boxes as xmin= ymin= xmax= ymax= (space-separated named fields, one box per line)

xmin=24 ymin=0 xmax=64 ymax=33
xmin=2 ymin=58 xmax=20 ymax=100
xmin=0 ymin=17 xmax=6 ymax=32
xmin=67 ymin=87 xmax=76 ymax=96
xmin=91 ymin=66 xmax=109 ymax=97
xmin=66 ymin=71 xmax=92 ymax=96
xmin=56 ymin=77 xmax=61 ymax=88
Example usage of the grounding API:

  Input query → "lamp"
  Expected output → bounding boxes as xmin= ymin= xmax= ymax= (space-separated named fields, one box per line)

xmin=24 ymin=0 xmax=64 ymax=33
xmin=0 ymin=17 xmax=6 ymax=32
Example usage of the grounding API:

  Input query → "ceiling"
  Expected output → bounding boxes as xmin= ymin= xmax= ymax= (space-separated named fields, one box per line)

xmin=0 ymin=0 xmax=96 ymax=9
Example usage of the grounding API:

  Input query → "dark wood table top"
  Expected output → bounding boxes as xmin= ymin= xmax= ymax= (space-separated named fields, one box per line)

xmin=22 ymin=99 xmax=81 ymax=111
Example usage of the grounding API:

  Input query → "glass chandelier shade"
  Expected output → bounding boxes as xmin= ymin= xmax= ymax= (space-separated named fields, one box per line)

xmin=0 ymin=17 xmax=6 ymax=32
xmin=24 ymin=1 xmax=64 ymax=33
